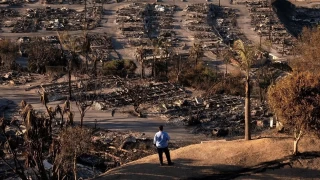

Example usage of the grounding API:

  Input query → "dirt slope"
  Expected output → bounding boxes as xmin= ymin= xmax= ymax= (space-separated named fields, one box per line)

xmin=94 ymin=135 xmax=320 ymax=180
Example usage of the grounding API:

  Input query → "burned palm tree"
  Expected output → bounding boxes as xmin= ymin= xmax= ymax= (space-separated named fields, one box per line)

xmin=3 ymin=100 xmax=77 ymax=180
xmin=49 ymin=139 xmax=61 ymax=180
xmin=23 ymin=107 xmax=49 ymax=180
xmin=20 ymin=100 xmax=27 ymax=109
xmin=38 ymin=87 xmax=53 ymax=135
xmin=63 ymin=98 xmax=71 ymax=114
xmin=65 ymin=110 xmax=74 ymax=126
xmin=0 ymin=116 xmax=27 ymax=180
xmin=55 ymin=104 xmax=63 ymax=128
xmin=20 ymin=103 xmax=33 ymax=122
xmin=62 ymin=99 xmax=74 ymax=126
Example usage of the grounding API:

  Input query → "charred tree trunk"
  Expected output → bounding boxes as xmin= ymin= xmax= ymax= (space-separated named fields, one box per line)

xmin=165 ymin=57 xmax=168 ymax=78
xmin=80 ymin=112 xmax=84 ymax=128
xmin=60 ymin=114 xmax=64 ymax=129
xmin=225 ymin=63 xmax=228 ymax=75
xmin=44 ymin=104 xmax=52 ymax=136
xmin=176 ymin=55 xmax=181 ymax=82
xmin=68 ymin=65 xmax=72 ymax=100
xmin=0 ymin=133 xmax=28 ymax=180
xmin=245 ymin=74 xmax=251 ymax=140
xmin=293 ymin=129 xmax=302 ymax=155
xmin=93 ymin=59 xmax=98 ymax=77
xmin=86 ymin=54 xmax=89 ymax=71
xmin=195 ymin=56 xmax=198 ymax=68
xmin=37 ymin=156 xmax=48 ymax=180
xmin=141 ymin=61 xmax=145 ymax=79
xmin=152 ymin=56 xmax=156 ymax=78
xmin=134 ymin=104 xmax=139 ymax=114
xmin=73 ymin=152 xmax=77 ymax=180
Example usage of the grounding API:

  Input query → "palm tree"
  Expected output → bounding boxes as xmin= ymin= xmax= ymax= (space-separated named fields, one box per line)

xmin=55 ymin=104 xmax=63 ymax=128
xmin=61 ymin=98 xmax=74 ymax=126
xmin=233 ymin=39 xmax=257 ymax=141
xmin=39 ymin=88 xmax=53 ymax=135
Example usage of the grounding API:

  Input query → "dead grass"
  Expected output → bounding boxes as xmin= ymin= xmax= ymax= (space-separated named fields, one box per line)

xmin=94 ymin=132 xmax=320 ymax=180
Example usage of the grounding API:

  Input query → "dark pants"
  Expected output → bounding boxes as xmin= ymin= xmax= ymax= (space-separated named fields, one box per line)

xmin=157 ymin=147 xmax=172 ymax=165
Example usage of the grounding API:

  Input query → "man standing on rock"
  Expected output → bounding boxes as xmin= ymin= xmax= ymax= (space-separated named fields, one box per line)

xmin=154 ymin=125 xmax=174 ymax=166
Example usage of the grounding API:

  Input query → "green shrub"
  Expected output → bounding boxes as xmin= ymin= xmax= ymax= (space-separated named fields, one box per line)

xmin=208 ymin=75 xmax=245 ymax=96
xmin=169 ymin=62 xmax=245 ymax=96
xmin=102 ymin=60 xmax=137 ymax=77
xmin=178 ymin=63 xmax=220 ymax=90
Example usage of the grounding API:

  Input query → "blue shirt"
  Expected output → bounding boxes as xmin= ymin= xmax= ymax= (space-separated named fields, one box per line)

xmin=154 ymin=131 xmax=170 ymax=148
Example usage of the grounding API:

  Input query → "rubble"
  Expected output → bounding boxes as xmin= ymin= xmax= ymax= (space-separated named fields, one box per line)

xmin=25 ymin=77 xmax=189 ymax=109
xmin=184 ymin=3 xmax=222 ymax=50
xmin=0 ymin=8 xmax=20 ymax=31
xmin=233 ymin=0 xmax=295 ymax=56
xmin=164 ymin=94 xmax=272 ymax=137
xmin=1 ymin=71 xmax=33 ymax=86
xmin=183 ymin=3 xmax=249 ymax=54
xmin=116 ymin=3 xmax=176 ymax=48
xmin=0 ymin=99 xmax=181 ymax=180
xmin=87 ymin=33 xmax=117 ymax=62
xmin=7 ymin=6 xmax=102 ymax=33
